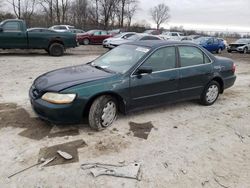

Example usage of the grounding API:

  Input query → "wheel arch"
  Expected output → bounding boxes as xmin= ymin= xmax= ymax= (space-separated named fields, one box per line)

xmin=211 ymin=76 xmax=224 ymax=93
xmin=80 ymin=37 xmax=91 ymax=44
xmin=48 ymin=38 xmax=64 ymax=49
xmin=83 ymin=91 xmax=127 ymax=116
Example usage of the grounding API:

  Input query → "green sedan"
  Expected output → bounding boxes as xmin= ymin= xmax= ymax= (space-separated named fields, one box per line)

xmin=29 ymin=41 xmax=236 ymax=130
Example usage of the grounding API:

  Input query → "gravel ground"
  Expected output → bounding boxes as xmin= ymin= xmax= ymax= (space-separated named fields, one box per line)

xmin=0 ymin=46 xmax=250 ymax=188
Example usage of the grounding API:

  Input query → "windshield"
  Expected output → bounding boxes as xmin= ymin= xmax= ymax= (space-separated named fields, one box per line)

xmin=86 ymin=30 xmax=96 ymax=34
xmin=113 ymin=33 xmax=123 ymax=38
xmin=235 ymin=39 xmax=249 ymax=43
xmin=194 ymin=37 xmax=209 ymax=43
xmin=91 ymin=44 xmax=150 ymax=73
xmin=127 ymin=34 xmax=141 ymax=41
xmin=144 ymin=30 xmax=153 ymax=34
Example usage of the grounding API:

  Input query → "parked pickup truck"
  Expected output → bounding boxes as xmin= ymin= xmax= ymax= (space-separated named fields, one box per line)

xmin=0 ymin=19 xmax=78 ymax=56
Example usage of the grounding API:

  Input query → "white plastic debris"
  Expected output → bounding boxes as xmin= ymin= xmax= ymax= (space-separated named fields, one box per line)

xmin=81 ymin=162 xmax=141 ymax=180
xmin=57 ymin=150 xmax=73 ymax=160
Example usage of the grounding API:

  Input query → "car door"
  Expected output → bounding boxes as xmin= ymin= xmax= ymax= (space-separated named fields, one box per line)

xmin=178 ymin=45 xmax=213 ymax=99
xmin=207 ymin=38 xmax=218 ymax=52
xmin=92 ymin=31 xmax=102 ymax=43
xmin=213 ymin=38 xmax=220 ymax=51
xmin=0 ymin=21 xmax=27 ymax=48
xmin=100 ymin=31 xmax=109 ymax=42
xmin=129 ymin=46 xmax=180 ymax=110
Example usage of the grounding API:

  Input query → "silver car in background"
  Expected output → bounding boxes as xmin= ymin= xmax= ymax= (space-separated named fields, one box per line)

xmin=107 ymin=33 xmax=162 ymax=49
xmin=103 ymin=32 xmax=136 ymax=48
xmin=227 ymin=38 xmax=250 ymax=54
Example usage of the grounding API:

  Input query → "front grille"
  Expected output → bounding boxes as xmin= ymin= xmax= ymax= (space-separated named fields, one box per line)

xmin=30 ymin=85 xmax=42 ymax=99
xmin=230 ymin=44 xmax=244 ymax=48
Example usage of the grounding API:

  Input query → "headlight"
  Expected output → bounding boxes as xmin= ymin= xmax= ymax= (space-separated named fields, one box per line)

xmin=41 ymin=92 xmax=76 ymax=104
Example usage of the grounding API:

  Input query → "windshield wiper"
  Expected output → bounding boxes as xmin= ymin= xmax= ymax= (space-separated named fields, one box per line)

xmin=90 ymin=64 xmax=116 ymax=73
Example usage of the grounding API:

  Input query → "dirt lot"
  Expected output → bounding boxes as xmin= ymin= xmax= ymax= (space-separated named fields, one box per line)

xmin=0 ymin=46 xmax=250 ymax=188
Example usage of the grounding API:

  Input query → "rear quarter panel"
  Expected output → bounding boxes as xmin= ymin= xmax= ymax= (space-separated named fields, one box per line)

xmin=28 ymin=32 xmax=77 ymax=49
xmin=213 ymin=56 xmax=236 ymax=89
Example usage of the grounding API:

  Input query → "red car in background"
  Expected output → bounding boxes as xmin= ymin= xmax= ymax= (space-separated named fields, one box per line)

xmin=77 ymin=30 xmax=112 ymax=45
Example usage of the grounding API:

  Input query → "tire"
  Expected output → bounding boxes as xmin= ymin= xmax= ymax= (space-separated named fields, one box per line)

xmin=83 ymin=39 xmax=90 ymax=45
xmin=243 ymin=47 xmax=248 ymax=54
xmin=88 ymin=95 xmax=117 ymax=131
xmin=217 ymin=48 xmax=222 ymax=54
xmin=200 ymin=81 xmax=220 ymax=106
xmin=49 ymin=43 xmax=64 ymax=56
xmin=227 ymin=50 xmax=232 ymax=53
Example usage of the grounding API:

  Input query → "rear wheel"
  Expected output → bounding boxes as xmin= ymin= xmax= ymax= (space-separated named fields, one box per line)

xmin=88 ymin=95 xmax=117 ymax=131
xmin=217 ymin=48 xmax=222 ymax=54
xmin=83 ymin=39 xmax=90 ymax=45
xmin=227 ymin=50 xmax=232 ymax=53
xmin=49 ymin=43 xmax=64 ymax=56
xmin=200 ymin=81 xmax=220 ymax=106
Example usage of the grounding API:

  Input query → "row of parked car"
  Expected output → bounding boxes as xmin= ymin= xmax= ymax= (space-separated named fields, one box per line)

xmin=29 ymin=23 xmax=250 ymax=55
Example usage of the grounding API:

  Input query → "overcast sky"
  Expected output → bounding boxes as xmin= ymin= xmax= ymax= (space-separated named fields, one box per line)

xmin=137 ymin=0 xmax=250 ymax=32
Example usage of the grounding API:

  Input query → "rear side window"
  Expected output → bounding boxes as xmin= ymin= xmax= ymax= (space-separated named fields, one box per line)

xmin=179 ymin=46 xmax=210 ymax=67
xmin=101 ymin=31 xmax=107 ymax=35
xmin=140 ymin=36 xmax=160 ymax=40
xmin=93 ymin=31 xmax=101 ymax=36
xmin=142 ymin=47 xmax=176 ymax=72
xmin=3 ymin=22 xmax=21 ymax=31
xmin=59 ymin=26 xmax=67 ymax=30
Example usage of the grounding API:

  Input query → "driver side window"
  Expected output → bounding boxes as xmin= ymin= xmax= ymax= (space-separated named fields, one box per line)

xmin=142 ymin=47 xmax=176 ymax=72
xmin=3 ymin=22 xmax=21 ymax=32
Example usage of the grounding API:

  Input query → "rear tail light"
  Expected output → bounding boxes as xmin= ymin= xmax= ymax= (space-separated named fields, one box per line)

xmin=232 ymin=63 xmax=236 ymax=73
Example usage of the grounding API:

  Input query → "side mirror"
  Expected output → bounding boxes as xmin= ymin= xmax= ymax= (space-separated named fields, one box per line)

xmin=136 ymin=66 xmax=153 ymax=75
xmin=0 ymin=27 xmax=3 ymax=32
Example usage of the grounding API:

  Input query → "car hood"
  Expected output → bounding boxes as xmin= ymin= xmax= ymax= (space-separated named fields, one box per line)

xmin=105 ymin=37 xmax=123 ymax=42
xmin=110 ymin=38 xmax=129 ymax=45
xmin=33 ymin=64 xmax=113 ymax=92
xmin=229 ymin=43 xmax=247 ymax=45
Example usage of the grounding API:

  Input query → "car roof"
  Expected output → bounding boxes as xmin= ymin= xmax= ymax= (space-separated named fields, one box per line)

xmin=28 ymin=27 xmax=49 ymax=30
xmin=127 ymin=40 xmax=199 ymax=49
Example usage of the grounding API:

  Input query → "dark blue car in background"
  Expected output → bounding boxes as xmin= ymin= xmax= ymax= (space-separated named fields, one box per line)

xmin=194 ymin=37 xmax=226 ymax=54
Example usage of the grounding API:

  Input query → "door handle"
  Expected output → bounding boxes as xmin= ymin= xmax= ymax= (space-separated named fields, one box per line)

xmin=169 ymin=78 xmax=176 ymax=81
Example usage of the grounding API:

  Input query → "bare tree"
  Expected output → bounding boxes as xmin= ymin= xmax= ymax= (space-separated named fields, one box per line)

xmin=7 ymin=0 xmax=36 ymax=24
xmin=7 ymin=0 xmax=21 ymax=18
xmin=150 ymin=3 xmax=170 ymax=30
xmin=70 ymin=0 xmax=88 ymax=28
xmin=39 ymin=0 xmax=53 ymax=26
xmin=99 ymin=0 xmax=118 ymax=29
xmin=125 ymin=0 xmax=138 ymax=28
xmin=61 ymin=0 xmax=69 ymax=23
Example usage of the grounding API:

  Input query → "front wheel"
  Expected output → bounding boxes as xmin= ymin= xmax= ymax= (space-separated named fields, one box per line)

xmin=200 ymin=81 xmax=220 ymax=106
xmin=88 ymin=95 xmax=117 ymax=131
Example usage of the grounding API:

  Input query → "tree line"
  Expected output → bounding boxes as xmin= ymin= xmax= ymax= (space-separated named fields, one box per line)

xmin=0 ymin=0 xmax=171 ymax=31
